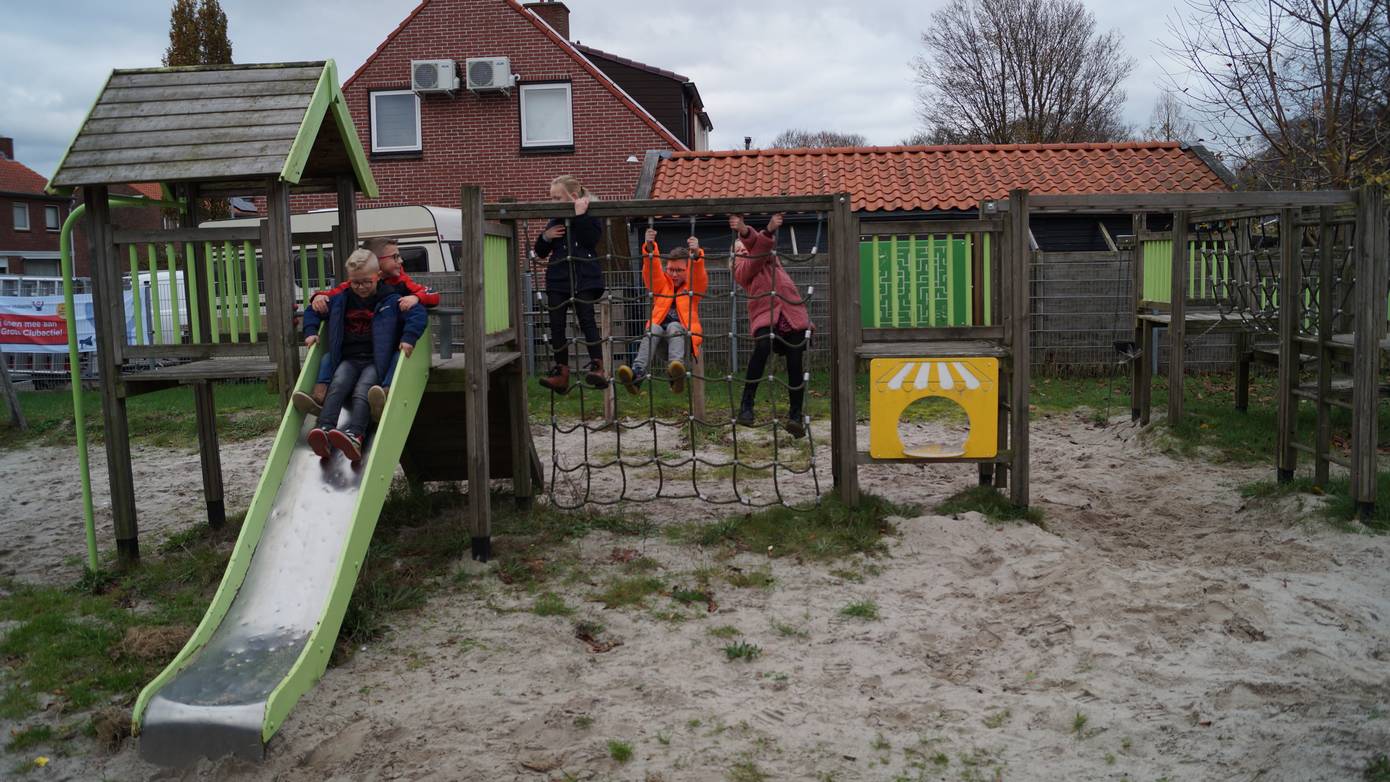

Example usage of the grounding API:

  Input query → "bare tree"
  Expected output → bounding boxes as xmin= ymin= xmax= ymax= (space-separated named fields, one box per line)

xmin=769 ymin=129 xmax=868 ymax=149
xmin=1143 ymin=91 xmax=1198 ymax=141
xmin=1163 ymin=0 xmax=1389 ymax=189
xmin=911 ymin=0 xmax=1135 ymax=144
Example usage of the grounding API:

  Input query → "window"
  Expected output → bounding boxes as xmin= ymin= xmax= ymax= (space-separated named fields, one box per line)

xmin=0 ymin=259 xmax=8 ymax=274
xmin=45 ymin=205 xmax=60 ymax=231
xmin=520 ymin=83 xmax=573 ymax=150
xmin=399 ymin=245 xmax=429 ymax=274
xmin=370 ymin=90 xmax=421 ymax=153
xmin=12 ymin=203 xmax=29 ymax=231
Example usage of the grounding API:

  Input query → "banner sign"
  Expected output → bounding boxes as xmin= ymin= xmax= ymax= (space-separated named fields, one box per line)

xmin=0 ymin=294 xmax=99 ymax=354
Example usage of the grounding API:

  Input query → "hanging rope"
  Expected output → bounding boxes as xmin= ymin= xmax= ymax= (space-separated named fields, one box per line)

xmin=533 ymin=213 xmax=825 ymax=510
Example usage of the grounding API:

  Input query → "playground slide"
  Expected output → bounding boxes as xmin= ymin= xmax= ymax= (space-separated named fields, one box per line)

xmin=131 ymin=330 xmax=432 ymax=767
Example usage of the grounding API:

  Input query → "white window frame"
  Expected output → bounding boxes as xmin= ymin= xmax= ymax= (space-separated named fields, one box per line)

xmin=519 ymin=82 xmax=574 ymax=149
xmin=369 ymin=89 xmax=422 ymax=153
xmin=45 ymin=205 xmax=60 ymax=231
xmin=0 ymin=259 xmax=9 ymax=274
xmin=12 ymin=203 xmax=29 ymax=231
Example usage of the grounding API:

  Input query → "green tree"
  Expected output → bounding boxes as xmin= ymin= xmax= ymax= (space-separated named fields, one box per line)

xmin=163 ymin=0 xmax=233 ymax=67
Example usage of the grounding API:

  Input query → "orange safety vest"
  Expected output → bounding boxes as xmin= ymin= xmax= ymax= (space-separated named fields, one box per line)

xmin=642 ymin=241 xmax=707 ymax=356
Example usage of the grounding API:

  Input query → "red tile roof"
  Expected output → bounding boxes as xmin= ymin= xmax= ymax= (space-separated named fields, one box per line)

xmin=0 ymin=156 xmax=50 ymax=195
xmin=649 ymin=142 xmax=1231 ymax=212
xmin=127 ymin=182 xmax=163 ymax=200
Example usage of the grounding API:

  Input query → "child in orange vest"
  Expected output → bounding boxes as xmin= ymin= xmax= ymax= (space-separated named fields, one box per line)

xmin=616 ymin=228 xmax=707 ymax=394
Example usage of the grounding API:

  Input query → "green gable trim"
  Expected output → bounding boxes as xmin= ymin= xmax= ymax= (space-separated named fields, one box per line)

xmin=45 ymin=70 xmax=114 ymax=196
xmin=280 ymin=60 xmax=377 ymax=197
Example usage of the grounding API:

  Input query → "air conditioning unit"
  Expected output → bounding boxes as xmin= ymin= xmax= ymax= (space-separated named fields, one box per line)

xmin=411 ymin=60 xmax=459 ymax=93
xmin=465 ymin=57 xmax=515 ymax=92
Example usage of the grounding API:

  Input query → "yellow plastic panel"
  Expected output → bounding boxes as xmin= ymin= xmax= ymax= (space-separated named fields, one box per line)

xmin=868 ymin=357 xmax=999 ymax=459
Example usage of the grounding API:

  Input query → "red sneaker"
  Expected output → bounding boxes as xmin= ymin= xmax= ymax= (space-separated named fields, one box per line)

xmin=327 ymin=429 xmax=363 ymax=463
xmin=307 ymin=427 xmax=333 ymax=460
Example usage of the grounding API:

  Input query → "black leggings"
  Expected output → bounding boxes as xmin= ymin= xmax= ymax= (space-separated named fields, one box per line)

xmin=548 ymin=289 xmax=603 ymax=367
xmin=741 ymin=326 xmax=807 ymax=417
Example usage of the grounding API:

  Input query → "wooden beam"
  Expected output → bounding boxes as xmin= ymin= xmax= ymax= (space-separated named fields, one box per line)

xmin=113 ymin=227 xmax=262 ymax=244
xmin=261 ymin=180 xmax=298 ymax=407
xmin=1027 ymin=190 xmax=1359 ymax=213
xmin=1351 ymin=185 xmax=1387 ymax=517
xmin=484 ymin=195 xmax=837 ymax=221
xmin=863 ymin=326 xmax=1005 ymax=342
xmin=1167 ymin=212 xmax=1189 ymax=424
xmin=1007 ymin=189 xmax=1031 ymax=508
xmin=461 ymin=185 xmax=493 ymax=559
xmin=333 ymin=174 xmax=357 ymax=286
xmin=828 ymin=192 xmax=860 ymax=506
xmin=181 ymin=187 xmax=225 ymax=530
xmin=858 ymin=218 xmax=1003 ymax=236
xmin=1275 ymin=208 xmax=1301 ymax=482
xmin=85 ymin=185 xmax=140 ymax=564
xmin=1314 ymin=206 xmax=1335 ymax=486
xmin=0 ymin=351 xmax=25 ymax=430
xmin=1130 ymin=213 xmax=1145 ymax=421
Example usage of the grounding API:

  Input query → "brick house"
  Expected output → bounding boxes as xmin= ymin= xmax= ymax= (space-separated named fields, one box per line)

xmin=0 ymin=137 xmax=73 ymax=278
xmin=317 ymin=0 xmax=706 ymax=210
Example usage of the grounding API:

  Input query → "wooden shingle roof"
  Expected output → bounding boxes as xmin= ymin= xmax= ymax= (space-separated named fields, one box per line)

xmin=49 ymin=60 xmax=377 ymax=197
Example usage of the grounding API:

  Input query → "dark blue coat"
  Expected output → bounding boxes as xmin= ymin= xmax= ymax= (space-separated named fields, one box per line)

xmin=302 ymin=287 xmax=427 ymax=386
xmin=534 ymin=214 xmax=604 ymax=295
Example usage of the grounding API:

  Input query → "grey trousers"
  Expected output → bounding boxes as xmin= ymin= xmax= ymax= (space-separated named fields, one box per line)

xmin=632 ymin=321 xmax=687 ymax=372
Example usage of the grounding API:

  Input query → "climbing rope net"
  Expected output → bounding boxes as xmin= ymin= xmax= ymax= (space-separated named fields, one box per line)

xmin=527 ymin=212 xmax=828 ymax=510
xmin=1190 ymin=214 xmax=1359 ymax=338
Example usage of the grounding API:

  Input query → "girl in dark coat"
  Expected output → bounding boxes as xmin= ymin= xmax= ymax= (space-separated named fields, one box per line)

xmin=534 ymin=174 xmax=607 ymax=391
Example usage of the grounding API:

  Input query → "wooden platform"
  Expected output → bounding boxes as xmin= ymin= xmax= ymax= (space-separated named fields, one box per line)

xmin=122 ymin=357 xmax=277 ymax=384
xmin=425 ymin=351 xmax=521 ymax=392
xmin=1136 ymin=310 xmax=1235 ymax=326
xmin=1328 ymin=333 xmax=1390 ymax=353
xmin=855 ymin=340 xmax=1009 ymax=359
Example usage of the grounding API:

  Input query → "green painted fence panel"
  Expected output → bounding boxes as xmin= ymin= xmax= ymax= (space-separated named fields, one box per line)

xmin=484 ymin=234 xmax=511 ymax=333
xmin=859 ymin=235 xmax=975 ymax=328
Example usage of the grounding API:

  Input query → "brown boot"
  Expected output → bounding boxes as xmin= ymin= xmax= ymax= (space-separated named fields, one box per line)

xmin=584 ymin=359 xmax=609 ymax=389
xmin=311 ymin=383 xmax=327 ymax=405
xmin=539 ymin=364 xmax=571 ymax=394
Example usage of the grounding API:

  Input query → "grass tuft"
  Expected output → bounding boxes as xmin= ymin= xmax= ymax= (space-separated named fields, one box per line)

xmin=936 ymin=486 xmax=1043 ymax=524
xmin=1241 ymin=472 xmax=1390 ymax=533
xmin=668 ymin=493 xmax=913 ymax=562
xmin=594 ymin=576 xmax=664 ymax=609
xmin=607 ymin=739 xmax=633 ymax=763
xmin=533 ymin=592 xmax=573 ymax=617
xmin=723 ymin=641 xmax=762 ymax=661
xmin=840 ymin=600 xmax=879 ymax=620
xmin=1366 ymin=754 xmax=1390 ymax=782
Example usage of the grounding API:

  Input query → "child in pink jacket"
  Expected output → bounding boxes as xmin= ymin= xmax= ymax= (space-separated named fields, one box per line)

xmin=730 ymin=212 xmax=811 ymax=438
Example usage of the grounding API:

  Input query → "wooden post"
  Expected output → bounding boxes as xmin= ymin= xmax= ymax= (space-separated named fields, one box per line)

xmin=1007 ymin=189 xmax=1031 ymax=508
xmin=504 ymin=219 xmax=534 ymax=508
xmin=1233 ymin=217 xmax=1253 ymax=411
xmin=1130 ymin=212 xmax=1144 ymax=421
xmin=261 ymin=180 xmax=299 ymax=408
xmin=995 ymin=204 xmax=1015 ymax=491
xmin=84 ymin=185 xmax=140 ymax=564
xmin=1351 ymin=186 xmax=1387 ymax=517
xmin=333 ymin=174 xmax=358 ymax=286
xmin=1139 ymin=319 xmax=1155 ymax=425
xmin=461 ymin=185 xmax=492 ymax=559
xmin=1275 ymin=207 xmax=1301 ymax=482
xmin=1167 ymin=212 xmax=1189 ymax=425
xmin=1314 ymin=207 xmax=1335 ymax=486
xmin=601 ymin=298 xmax=615 ymax=424
xmin=182 ymin=187 xmax=224 ymax=529
xmin=827 ymin=192 xmax=860 ymax=506
xmin=0 ymin=351 xmax=26 ymax=430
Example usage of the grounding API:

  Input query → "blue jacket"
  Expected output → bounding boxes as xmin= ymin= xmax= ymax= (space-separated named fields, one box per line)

xmin=535 ymin=214 xmax=604 ymax=295
xmin=302 ymin=288 xmax=427 ymax=385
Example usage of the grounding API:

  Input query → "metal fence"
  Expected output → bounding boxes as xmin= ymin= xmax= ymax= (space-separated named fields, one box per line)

xmin=2 ymin=276 xmax=96 ymax=383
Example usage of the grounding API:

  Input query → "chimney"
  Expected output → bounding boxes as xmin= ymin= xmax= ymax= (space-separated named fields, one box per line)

xmin=0 ymin=137 xmax=12 ymax=160
xmin=524 ymin=1 xmax=570 ymax=39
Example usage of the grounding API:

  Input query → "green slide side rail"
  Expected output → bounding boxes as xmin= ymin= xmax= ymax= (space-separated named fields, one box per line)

xmin=261 ymin=324 xmax=431 ymax=741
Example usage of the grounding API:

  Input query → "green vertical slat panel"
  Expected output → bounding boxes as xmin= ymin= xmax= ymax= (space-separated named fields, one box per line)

xmin=927 ymin=235 xmax=937 ymax=326
xmin=128 ymin=244 xmax=144 ymax=346
xmin=244 ymin=241 xmax=260 ymax=341
xmin=983 ymin=233 xmax=992 ymax=325
xmin=483 ymin=234 xmax=511 ymax=333
xmin=907 ymin=236 xmax=919 ymax=326
xmin=913 ymin=237 xmax=929 ymax=326
xmin=888 ymin=235 xmax=900 ymax=327
xmin=315 ymin=243 xmax=326 ymax=291
xmin=222 ymin=240 xmax=240 ymax=343
xmin=204 ymin=242 xmax=220 ymax=343
xmin=146 ymin=244 xmax=163 ymax=343
xmin=164 ymin=243 xmax=181 ymax=342
xmin=965 ymin=235 xmax=974 ymax=325
xmin=1143 ymin=239 xmax=1172 ymax=303
xmin=859 ymin=240 xmax=876 ymax=328
xmin=184 ymin=242 xmax=202 ymax=343
xmin=946 ymin=235 xmax=956 ymax=325
xmin=298 ymin=243 xmax=310 ymax=310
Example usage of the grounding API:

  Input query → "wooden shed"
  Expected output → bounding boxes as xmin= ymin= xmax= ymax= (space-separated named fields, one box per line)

xmin=47 ymin=60 xmax=377 ymax=563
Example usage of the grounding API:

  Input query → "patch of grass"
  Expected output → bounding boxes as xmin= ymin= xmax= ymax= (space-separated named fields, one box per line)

xmin=594 ymin=576 xmax=663 ymax=609
xmin=1241 ymin=472 xmax=1390 ymax=533
xmin=725 ymin=566 xmax=775 ymax=589
xmin=656 ymin=730 xmax=672 ymax=745
xmin=533 ymin=592 xmax=573 ymax=617
xmin=840 ymin=600 xmax=879 ymax=620
xmin=607 ymin=739 xmax=633 ymax=763
xmin=4 ymin=724 xmax=54 ymax=752
xmin=1072 ymin=711 xmax=1089 ymax=737
xmin=871 ymin=733 xmax=891 ymax=751
xmin=771 ymin=619 xmax=809 ymax=639
xmin=936 ymin=485 xmax=1044 ymax=524
xmin=573 ymin=714 xmax=594 ymax=729
xmin=1366 ymin=754 xmax=1390 ymax=782
xmin=668 ymin=493 xmax=913 ymax=562
xmin=670 ymin=585 xmax=712 ymax=605
xmin=708 ymin=625 xmax=741 ymax=639
xmin=723 ymin=641 xmax=762 ymax=661
xmin=930 ymin=751 xmax=950 ymax=766
xmin=727 ymin=760 xmax=769 ymax=782
xmin=6 ymin=382 xmax=281 ymax=451
xmin=982 ymin=708 xmax=1011 ymax=729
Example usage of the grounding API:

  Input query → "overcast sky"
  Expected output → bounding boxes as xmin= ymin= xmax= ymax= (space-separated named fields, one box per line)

xmin=1 ymin=0 xmax=1196 ymax=181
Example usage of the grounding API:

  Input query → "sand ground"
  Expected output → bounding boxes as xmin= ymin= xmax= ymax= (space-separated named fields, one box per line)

xmin=2 ymin=409 xmax=1388 ymax=781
